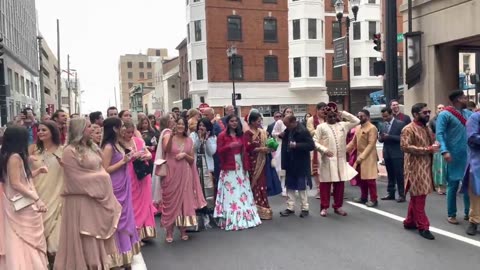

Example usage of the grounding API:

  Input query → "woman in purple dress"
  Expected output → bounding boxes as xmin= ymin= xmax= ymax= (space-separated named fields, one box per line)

xmin=101 ymin=118 xmax=140 ymax=269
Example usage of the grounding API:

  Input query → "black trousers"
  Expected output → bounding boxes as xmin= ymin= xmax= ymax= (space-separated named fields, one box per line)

xmin=384 ymin=158 xmax=405 ymax=197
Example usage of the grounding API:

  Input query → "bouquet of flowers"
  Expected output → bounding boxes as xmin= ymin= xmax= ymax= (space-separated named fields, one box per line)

xmin=266 ymin=137 xmax=279 ymax=151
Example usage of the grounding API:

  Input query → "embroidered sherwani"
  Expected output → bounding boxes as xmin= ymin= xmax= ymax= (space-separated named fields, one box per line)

xmin=400 ymin=121 xmax=434 ymax=231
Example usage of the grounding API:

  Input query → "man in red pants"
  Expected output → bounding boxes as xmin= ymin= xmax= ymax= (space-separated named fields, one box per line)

xmin=313 ymin=103 xmax=360 ymax=217
xmin=400 ymin=102 xmax=439 ymax=240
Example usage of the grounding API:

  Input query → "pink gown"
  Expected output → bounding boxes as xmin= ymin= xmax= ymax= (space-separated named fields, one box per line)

xmin=0 ymin=163 xmax=48 ymax=270
xmin=128 ymin=137 xmax=157 ymax=239
xmin=161 ymin=136 xmax=207 ymax=228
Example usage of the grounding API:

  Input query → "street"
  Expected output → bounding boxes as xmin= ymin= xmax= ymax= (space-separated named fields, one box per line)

xmin=142 ymin=180 xmax=480 ymax=270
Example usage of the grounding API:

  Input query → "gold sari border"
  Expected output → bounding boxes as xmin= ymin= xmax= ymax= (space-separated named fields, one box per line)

xmin=109 ymin=241 xmax=141 ymax=267
xmin=174 ymin=215 xmax=198 ymax=227
xmin=138 ymin=226 xmax=157 ymax=240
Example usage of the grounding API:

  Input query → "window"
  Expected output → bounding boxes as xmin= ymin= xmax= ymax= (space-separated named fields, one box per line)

xmin=187 ymin=24 xmax=191 ymax=43
xmin=308 ymin=19 xmax=317 ymax=39
xmin=189 ymin=62 xmax=192 ymax=80
xmin=139 ymin=62 xmax=144 ymax=68
xmin=309 ymin=57 xmax=318 ymax=77
xmin=398 ymin=56 xmax=404 ymax=85
xmin=33 ymin=84 xmax=37 ymax=100
xmin=332 ymin=21 xmax=341 ymax=40
xmin=7 ymin=68 xmax=13 ymax=86
xmin=229 ymin=56 xmax=244 ymax=80
xmin=264 ymin=56 xmax=278 ymax=81
xmin=128 ymin=72 xmax=133 ymax=79
xmin=156 ymin=50 xmax=161 ymax=56
xmin=368 ymin=0 xmax=376 ymax=3
xmin=321 ymin=57 xmax=325 ymax=77
xmin=194 ymin=20 xmax=202 ymax=41
xmin=353 ymin=22 xmax=360 ymax=40
xmin=264 ymin=18 xmax=277 ymax=42
xmin=21 ymin=77 xmax=25 ymax=95
xmin=293 ymin=57 xmax=301 ymax=78
xmin=293 ymin=19 xmax=300 ymax=40
xmin=196 ymin=60 xmax=204 ymax=80
xmin=147 ymin=72 xmax=153 ymax=79
xmin=139 ymin=72 xmax=144 ymax=79
xmin=463 ymin=54 xmax=471 ymax=72
xmin=26 ymin=80 xmax=30 ymax=97
xmin=148 ymin=82 xmax=153 ymax=87
xmin=321 ymin=20 xmax=324 ymax=39
xmin=127 ymin=62 xmax=132 ymax=68
xmin=369 ymin=57 xmax=376 ymax=76
xmin=227 ymin=16 xmax=242 ymax=41
xmin=333 ymin=59 xmax=343 ymax=80
xmin=147 ymin=62 xmax=152 ymax=69
xmin=354 ymin=58 xmax=362 ymax=76
xmin=128 ymin=83 xmax=133 ymax=88
xmin=368 ymin=21 xmax=377 ymax=40
xmin=14 ymin=73 xmax=19 ymax=92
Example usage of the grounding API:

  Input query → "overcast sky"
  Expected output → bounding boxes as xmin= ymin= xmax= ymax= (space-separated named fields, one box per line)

xmin=35 ymin=0 xmax=185 ymax=114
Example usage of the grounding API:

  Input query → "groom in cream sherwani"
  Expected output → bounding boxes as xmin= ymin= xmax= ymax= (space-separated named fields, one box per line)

xmin=313 ymin=103 xmax=360 ymax=217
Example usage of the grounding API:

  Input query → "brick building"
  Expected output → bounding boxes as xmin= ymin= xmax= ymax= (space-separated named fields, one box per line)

xmin=175 ymin=38 xmax=191 ymax=110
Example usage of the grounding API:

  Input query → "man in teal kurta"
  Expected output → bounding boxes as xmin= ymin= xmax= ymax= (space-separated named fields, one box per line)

xmin=436 ymin=90 xmax=472 ymax=224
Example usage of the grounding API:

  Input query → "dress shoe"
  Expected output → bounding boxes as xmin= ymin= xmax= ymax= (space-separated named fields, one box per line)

xmin=464 ymin=215 xmax=470 ymax=221
xmin=447 ymin=217 xmax=459 ymax=225
xmin=466 ymin=223 xmax=478 ymax=236
xmin=366 ymin=201 xmax=378 ymax=208
xmin=353 ymin=198 xmax=367 ymax=204
xmin=299 ymin=210 xmax=309 ymax=218
xmin=334 ymin=208 xmax=347 ymax=216
xmin=280 ymin=209 xmax=295 ymax=217
xmin=320 ymin=209 xmax=328 ymax=217
xmin=381 ymin=195 xmax=395 ymax=201
xmin=419 ymin=230 xmax=435 ymax=240
xmin=403 ymin=223 xmax=417 ymax=230
xmin=396 ymin=196 xmax=406 ymax=203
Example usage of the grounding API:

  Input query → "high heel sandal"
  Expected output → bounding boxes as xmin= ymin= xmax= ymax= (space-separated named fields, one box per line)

xmin=180 ymin=229 xmax=189 ymax=241
xmin=165 ymin=228 xmax=174 ymax=243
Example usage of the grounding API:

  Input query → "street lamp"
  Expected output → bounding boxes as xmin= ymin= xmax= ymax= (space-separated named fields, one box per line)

xmin=335 ymin=0 xmax=360 ymax=112
xmin=226 ymin=45 xmax=238 ymax=115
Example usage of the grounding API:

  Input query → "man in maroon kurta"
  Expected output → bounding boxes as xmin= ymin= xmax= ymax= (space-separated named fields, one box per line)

xmin=400 ymin=103 xmax=439 ymax=240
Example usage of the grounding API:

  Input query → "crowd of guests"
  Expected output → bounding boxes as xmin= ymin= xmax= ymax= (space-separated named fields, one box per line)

xmin=1 ymin=89 xmax=480 ymax=269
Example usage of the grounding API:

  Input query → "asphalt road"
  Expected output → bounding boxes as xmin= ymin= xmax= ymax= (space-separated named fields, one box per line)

xmin=141 ymin=180 xmax=480 ymax=270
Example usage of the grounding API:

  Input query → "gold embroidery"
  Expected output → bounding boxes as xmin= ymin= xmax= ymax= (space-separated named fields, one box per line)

xmin=138 ymin=226 xmax=157 ymax=240
xmin=257 ymin=205 xmax=273 ymax=220
xmin=109 ymin=242 xmax=141 ymax=267
xmin=174 ymin=215 xmax=198 ymax=227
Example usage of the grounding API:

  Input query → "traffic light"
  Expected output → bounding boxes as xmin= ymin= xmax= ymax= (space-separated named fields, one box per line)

xmin=0 ymin=37 xmax=3 ymax=57
xmin=373 ymin=33 xmax=381 ymax=52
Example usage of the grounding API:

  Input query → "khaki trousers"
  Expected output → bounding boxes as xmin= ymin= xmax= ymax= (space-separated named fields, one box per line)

xmin=286 ymin=189 xmax=309 ymax=211
xmin=469 ymin=181 xmax=480 ymax=224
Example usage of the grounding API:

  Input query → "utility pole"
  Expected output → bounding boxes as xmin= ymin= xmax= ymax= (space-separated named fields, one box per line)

xmin=385 ymin=0 xmax=398 ymax=104
xmin=67 ymin=54 xmax=71 ymax=115
xmin=56 ymin=19 xmax=62 ymax=111
xmin=37 ymin=36 xmax=46 ymax=118
xmin=74 ymin=71 xmax=78 ymax=113
xmin=113 ymin=87 xmax=118 ymax=107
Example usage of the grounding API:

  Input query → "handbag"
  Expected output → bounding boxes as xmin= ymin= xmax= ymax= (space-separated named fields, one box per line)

xmin=10 ymin=194 xmax=35 ymax=211
xmin=154 ymin=158 xmax=168 ymax=177
xmin=133 ymin=159 xmax=152 ymax=180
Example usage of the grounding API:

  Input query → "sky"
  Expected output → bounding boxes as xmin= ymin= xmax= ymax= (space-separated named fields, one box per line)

xmin=35 ymin=0 xmax=185 ymax=114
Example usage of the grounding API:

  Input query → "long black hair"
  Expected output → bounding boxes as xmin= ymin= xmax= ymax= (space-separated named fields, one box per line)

xmin=0 ymin=126 xmax=32 ymax=182
xmin=248 ymin=111 xmax=262 ymax=125
xmin=225 ymin=114 xmax=243 ymax=137
xmin=101 ymin=117 xmax=123 ymax=149
xmin=197 ymin=117 xmax=213 ymax=134
xmin=174 ymin=117 xmax=189 ymax=137
xmin=36 ymin=120 xmax=61 ymax=153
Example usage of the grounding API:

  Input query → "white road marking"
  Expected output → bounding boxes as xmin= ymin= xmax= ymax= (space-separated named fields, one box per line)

xmin=132 ymin=253 xmax=148 ymax=270
xmin=347 ymin=201 xmax=480 ymax=247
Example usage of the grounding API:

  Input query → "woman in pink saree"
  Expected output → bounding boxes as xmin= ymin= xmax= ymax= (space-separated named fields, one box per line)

xmin=122 ymin=121 xmax=157 ymax=241
xmin=0 ymin=126 xmax=49 ymax=270
xmin=54 ymin=118 xmax=122 ymax=269
xmin=161 ymin=117 xmax=207 ymax=243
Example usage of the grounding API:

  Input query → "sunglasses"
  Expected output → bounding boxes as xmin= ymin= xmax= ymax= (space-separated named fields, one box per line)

xmin=421 ymin=110 xmax=431 ymax=115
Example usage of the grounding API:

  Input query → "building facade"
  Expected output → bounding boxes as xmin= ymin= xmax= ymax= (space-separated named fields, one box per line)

xmin=400 ymin=0 xmax=480 ymax=110
xmin=40 ymin=37 xmax=59 ymax=114
xmin=118 ymin=48 xmax=168 ymax=110
xmin=185 ymin=0 xmax=384 ymax=116
xmin=0 ymin=0 xmax=39 ymax=124
xmin=176 ymin=38 xmax=191 ymax=110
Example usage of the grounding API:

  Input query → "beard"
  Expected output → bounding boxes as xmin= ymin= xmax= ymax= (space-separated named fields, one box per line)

xmin=419 ymin=116 xmax=429 ymax=125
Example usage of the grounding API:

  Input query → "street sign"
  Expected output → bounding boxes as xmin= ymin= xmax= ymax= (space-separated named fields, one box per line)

xmin=333 ymin=36 xmax=347 ymax=68
xmin=397 ymin=33 xmax=404 ymax=43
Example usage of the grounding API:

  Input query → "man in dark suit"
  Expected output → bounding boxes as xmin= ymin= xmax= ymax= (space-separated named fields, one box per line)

xmin=267 ymin=111 xmax=282 ymax=136
xmin=279 ymin=115 xmax=315 ymax=218
xmin=391 ymin=99 xmax=411 ymax=125
xmin=379 ymin=107 xmax=406 ymax=202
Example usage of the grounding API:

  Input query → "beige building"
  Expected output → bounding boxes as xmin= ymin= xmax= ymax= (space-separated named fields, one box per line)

xmin=118 ymin=49 xmax=169 ymax=110
xmin=401 ymin=0 xmax=480 ymax=110
xmin=39 ymin=38 xmax=59 ymax=114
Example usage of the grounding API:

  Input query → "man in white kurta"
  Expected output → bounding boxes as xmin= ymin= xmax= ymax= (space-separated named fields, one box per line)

xmin=314 ymin=106 xmax=360 ymax=217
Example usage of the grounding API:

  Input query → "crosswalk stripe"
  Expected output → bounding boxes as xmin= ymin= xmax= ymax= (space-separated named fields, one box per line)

xmin=347 ymin=201 xmax=480 ymax=247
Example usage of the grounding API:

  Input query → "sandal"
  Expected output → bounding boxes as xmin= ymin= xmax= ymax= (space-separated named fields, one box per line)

xmin=165 ymin=228 xmax=174 ymax=243
xmin=320 ymin=209 xmax=328 ymax=217
xmin=180 ymin=228 xmax=189 ymax=241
